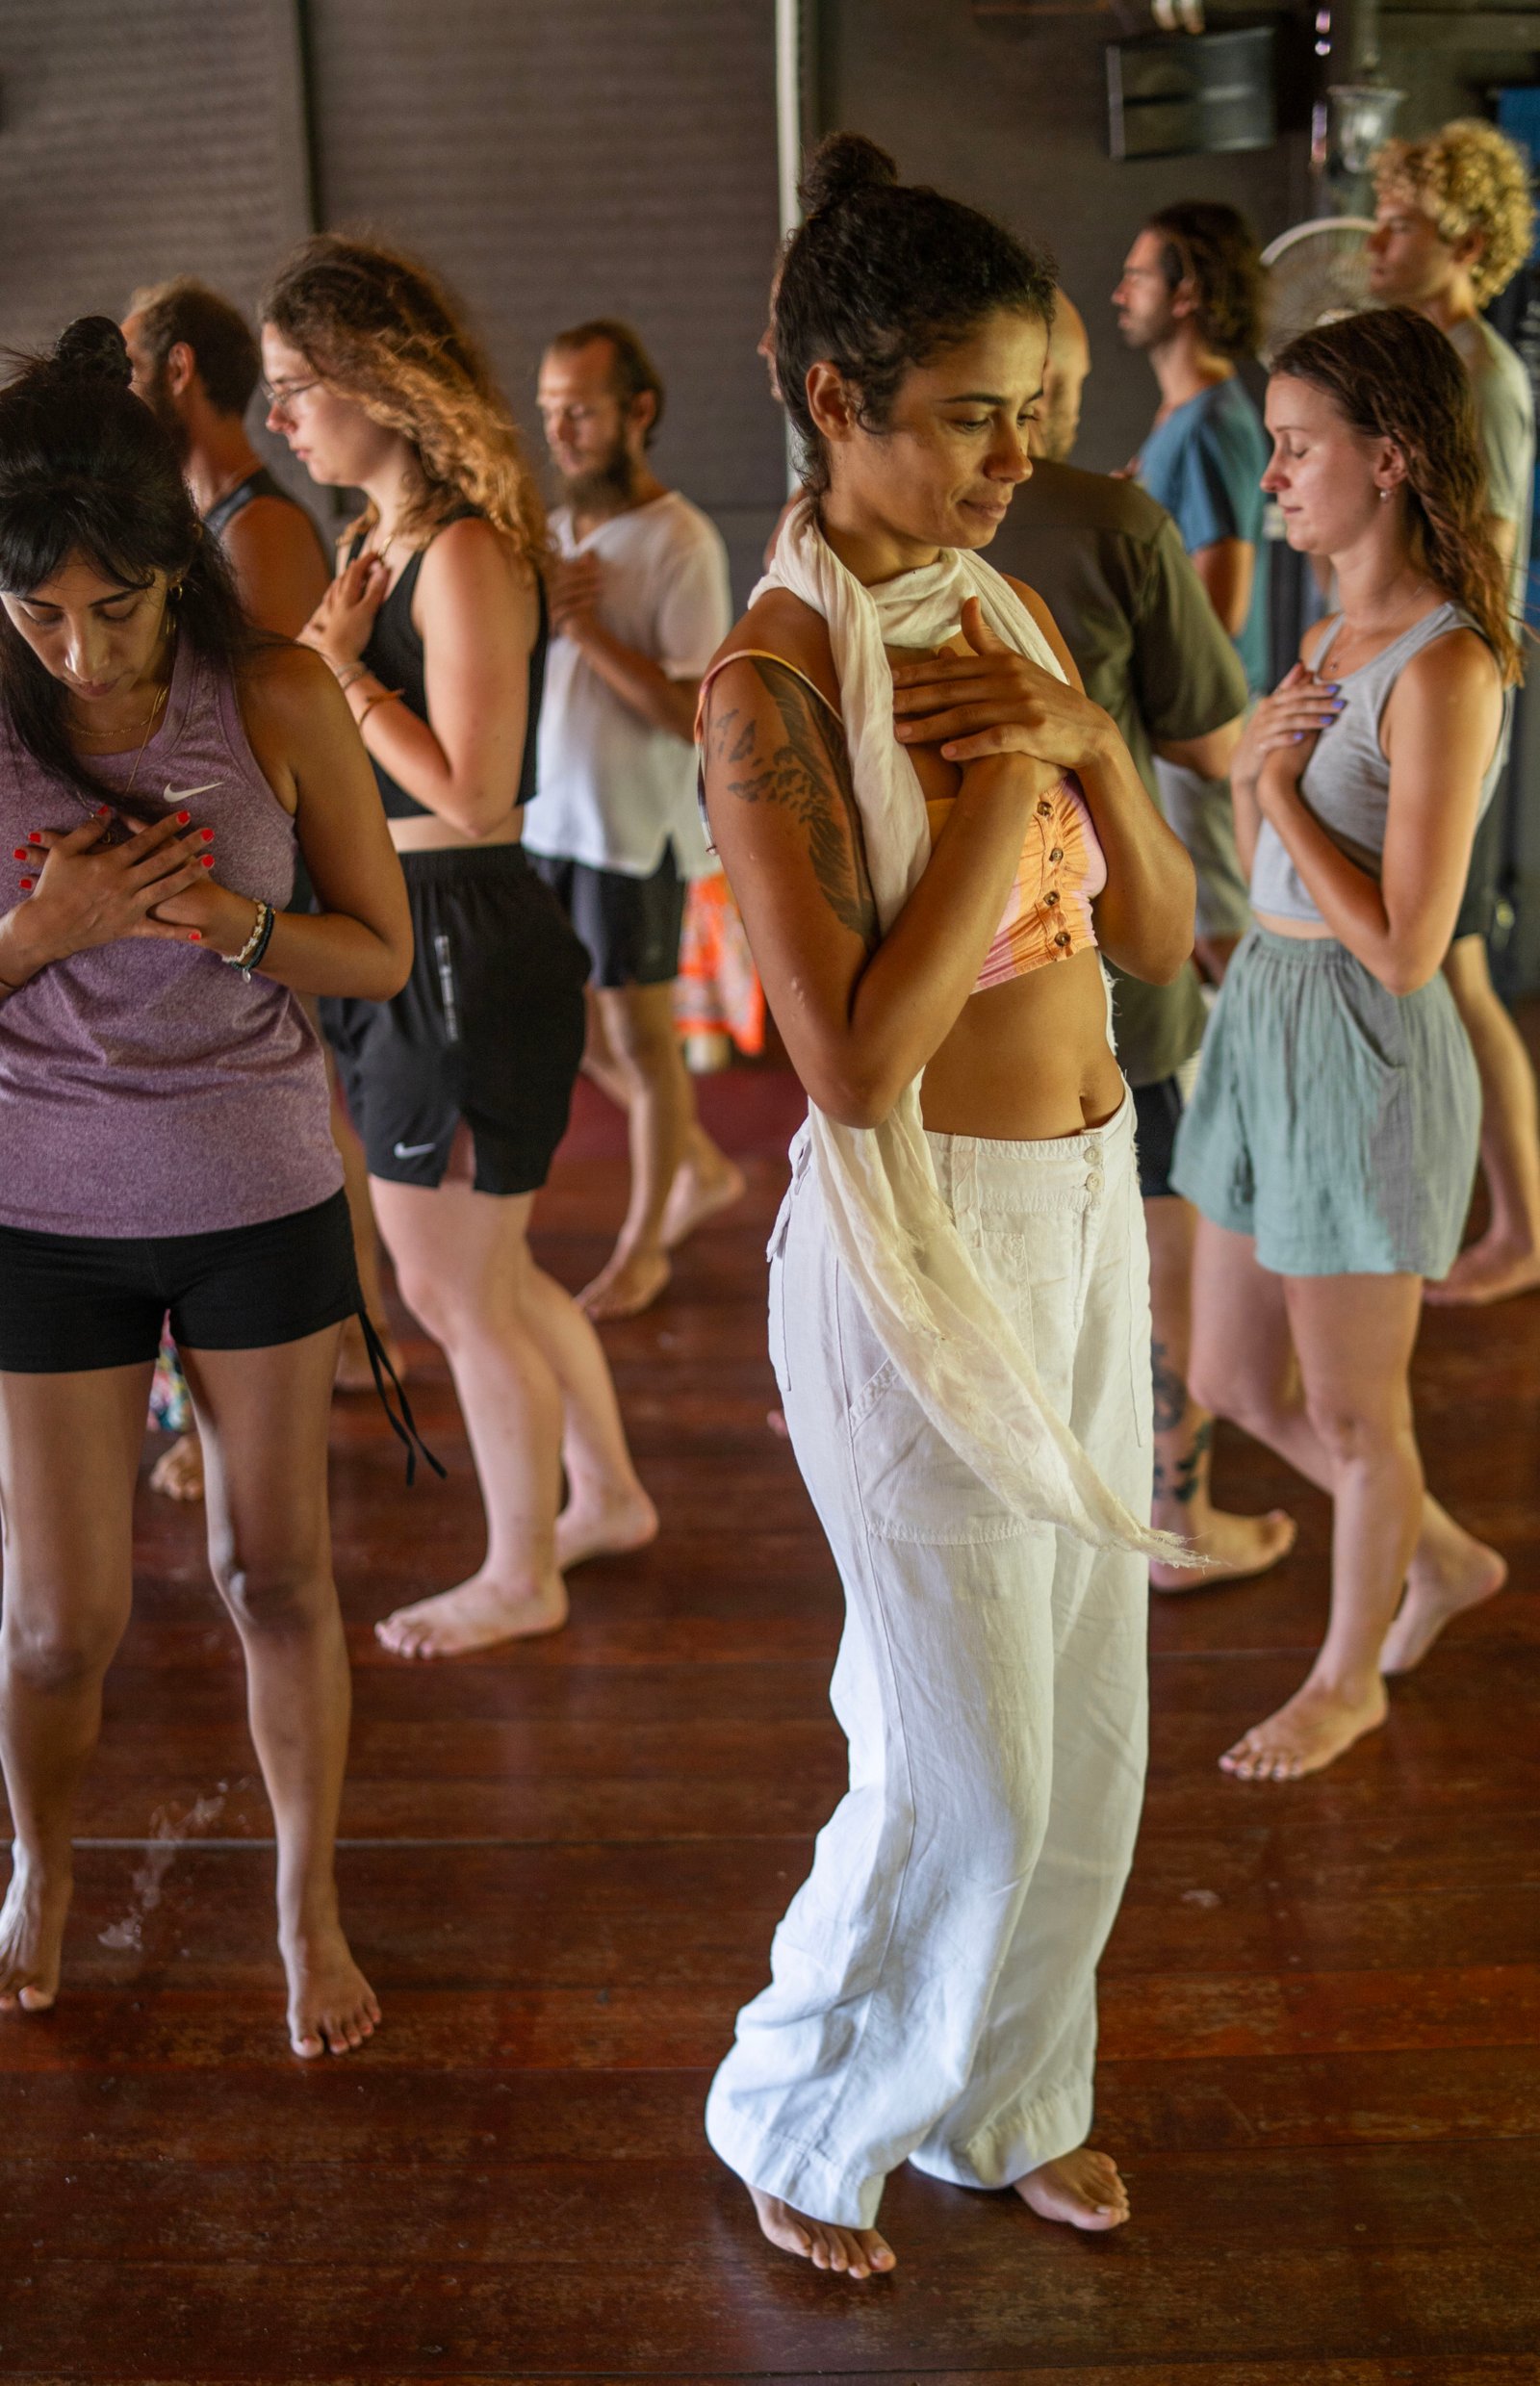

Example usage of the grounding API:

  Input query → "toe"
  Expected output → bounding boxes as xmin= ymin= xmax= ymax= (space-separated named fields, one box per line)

xmin=291 ymin=2027 xmax=324 ymax=2059
xmin=17 ymin=1984 xmax=55 ymax=2013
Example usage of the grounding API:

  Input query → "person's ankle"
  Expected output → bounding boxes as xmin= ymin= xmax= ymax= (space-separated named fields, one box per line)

xmin=1306 ymin=1659 xmax=1383 ymax=1704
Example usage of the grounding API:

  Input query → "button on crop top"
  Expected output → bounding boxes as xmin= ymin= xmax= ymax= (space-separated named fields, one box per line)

xmin=697 ymin=650 xmax=1106 ymax=987
xmin=349 ymin=505 xmax=549 ymax=823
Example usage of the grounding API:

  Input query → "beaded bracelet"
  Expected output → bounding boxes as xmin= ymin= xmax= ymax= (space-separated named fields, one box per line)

xmin=223 ymin=898 xmax=274 ymax=982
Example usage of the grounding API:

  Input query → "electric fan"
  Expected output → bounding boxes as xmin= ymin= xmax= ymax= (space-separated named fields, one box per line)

xmin=1259 ymin=218 xmax=1377 ymax=363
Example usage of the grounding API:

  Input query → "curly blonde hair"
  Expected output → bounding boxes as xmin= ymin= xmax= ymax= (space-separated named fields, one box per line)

xmin=1374 ymin=120 xmax=1535 ymax=307
xmin=261 ymin=234 xmax=547 ymax=568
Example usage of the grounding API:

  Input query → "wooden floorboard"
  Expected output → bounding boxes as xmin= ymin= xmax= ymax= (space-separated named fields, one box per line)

xmin=2 ymin=1065 xmax=1538 ymax=2377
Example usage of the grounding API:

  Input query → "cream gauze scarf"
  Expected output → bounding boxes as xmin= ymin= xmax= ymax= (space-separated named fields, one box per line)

xmin=755 ymin=496 xmax=1193 ymax=1563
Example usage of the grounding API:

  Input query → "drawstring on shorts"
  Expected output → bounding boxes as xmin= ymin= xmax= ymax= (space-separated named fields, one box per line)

xmin=358 ymin=1309 xmax=446 ymax=1486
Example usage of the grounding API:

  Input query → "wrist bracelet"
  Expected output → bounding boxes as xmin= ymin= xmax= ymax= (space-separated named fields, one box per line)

xmin=333 ymin=660 xmax=368 ymax=692
xmin=356 ymin=684 xmax=403 ymax=728
xmin=245 ymin=900 xmax=277 ymax=975
xmin=223 ymin=898 xmax=274 ymax=982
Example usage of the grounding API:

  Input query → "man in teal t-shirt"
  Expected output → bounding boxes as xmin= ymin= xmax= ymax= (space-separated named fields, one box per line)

xmin=1134 ymin=375 xmax=1270 ymax=693
xmin=1116 ymin=202 xmax=1270 ymax=975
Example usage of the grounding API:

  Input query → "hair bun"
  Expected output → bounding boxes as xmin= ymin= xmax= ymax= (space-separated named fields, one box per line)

xmin=50 ymin=316 xmax=134 ymax=392
xmin=798 ymin=132 xmax=898 ymax=218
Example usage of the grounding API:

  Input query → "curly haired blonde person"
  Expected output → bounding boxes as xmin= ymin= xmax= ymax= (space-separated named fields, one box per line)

xmin=260 ymin=236 xmax=657 ymax=1658
xmin=1369 ymin=124 xmax=1540 ymax=1307
xmin=1374 ymin=120 xmax=1534 ymax=311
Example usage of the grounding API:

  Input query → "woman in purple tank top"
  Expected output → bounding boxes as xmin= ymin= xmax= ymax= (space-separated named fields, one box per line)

xmin=0 ymin=319 xmax=412 ymax=2052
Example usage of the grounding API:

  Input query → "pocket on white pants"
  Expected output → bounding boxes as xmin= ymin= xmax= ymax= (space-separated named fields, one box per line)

xmin=838 ymin=1265 xmax=1032 ymax=1548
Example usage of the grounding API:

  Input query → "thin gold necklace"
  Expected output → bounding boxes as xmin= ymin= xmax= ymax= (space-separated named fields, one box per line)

xmin=69 ymin=656 xmax=173 ymax=809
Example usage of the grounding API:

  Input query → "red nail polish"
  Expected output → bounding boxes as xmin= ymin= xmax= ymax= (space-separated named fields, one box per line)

xmin=188 ymin=930 xmax=202 ymax=942
xmin=176 ymin=810 xmax=191 ymax=825
xmin=18 ymin=877 xmax=33 ymax=891
xmin=95 ymin=805 xmax=113 ymax=818
xmin=199 ymin=855 xmax=214 ymax=868
xmin=13 ymin=849 xmax=25 ymax=861
xmin=27 ymin=833 xmax=40 ymax=844
xmin=200 ymin=828 xmax=214 ymax=842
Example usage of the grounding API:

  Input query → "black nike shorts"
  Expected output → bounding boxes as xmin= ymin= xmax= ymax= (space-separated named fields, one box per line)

xmin=322 ymin=845 xmax=590 ymax=1197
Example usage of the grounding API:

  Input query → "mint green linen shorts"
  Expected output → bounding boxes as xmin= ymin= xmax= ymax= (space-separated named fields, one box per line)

xmin=1170 ymin=928 xmax=1479 ymax=1279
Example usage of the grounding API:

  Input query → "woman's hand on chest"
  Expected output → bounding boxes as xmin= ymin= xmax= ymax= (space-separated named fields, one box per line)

xmin=890 ymin=597 xmax=1112 ymax=774
xmin=297 ymin=549 xmax=389 ymax=673
xmin=7 ymin=808 xmax=219 ymax=967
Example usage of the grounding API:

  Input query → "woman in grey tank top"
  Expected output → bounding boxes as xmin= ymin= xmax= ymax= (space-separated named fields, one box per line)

xmin=1171 ymin=308 xmax=1520 ymax=1783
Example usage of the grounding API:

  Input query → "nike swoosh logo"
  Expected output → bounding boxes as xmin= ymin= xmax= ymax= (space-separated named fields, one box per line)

xmin=393 ymin=1140 xmax=439 ymax=1159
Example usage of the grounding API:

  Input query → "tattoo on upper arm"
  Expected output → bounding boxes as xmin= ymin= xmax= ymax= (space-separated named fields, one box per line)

xmin=706 ymin=657 xmax=878 ymax=945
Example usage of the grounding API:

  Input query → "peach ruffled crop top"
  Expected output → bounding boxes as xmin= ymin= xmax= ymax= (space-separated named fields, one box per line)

xmin=697 ymin=651 xmax=1106 ymax=989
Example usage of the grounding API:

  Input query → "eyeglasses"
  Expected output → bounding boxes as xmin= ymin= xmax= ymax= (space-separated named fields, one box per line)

xmin=260 ymin=375 xmax=320 ymax=409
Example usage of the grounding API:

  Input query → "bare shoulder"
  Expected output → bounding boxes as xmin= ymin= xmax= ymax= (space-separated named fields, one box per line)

xmin=1399 ymin=621 xmax=1502 ymax=700
xmin=239 ymin=636 xmax=342 ymax=728
xmin=228 ymin=493 xmax=319 ymax=548
xmin=706 ymin=589 xmax=840 ymax=715
xmin=420 ymin=511 xmax=533 ymax=588
xmin=417 ymin=513 xmax=539 ymax=638
xmin=1002 ymin=573 xmax=1082 ymax=689
xmin=1383 ymin=621 xmax=1502 ymax=771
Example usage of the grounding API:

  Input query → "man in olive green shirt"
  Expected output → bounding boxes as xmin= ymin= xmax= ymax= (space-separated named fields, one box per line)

xmin=988 ymin=296 xmax=1295 ymax=1584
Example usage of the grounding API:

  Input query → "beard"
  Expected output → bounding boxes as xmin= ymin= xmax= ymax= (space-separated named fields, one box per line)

xmin=556 ymin=433 xmax=639 ymax=512
xmin=141 ymin=367 xmax=192 ymax=468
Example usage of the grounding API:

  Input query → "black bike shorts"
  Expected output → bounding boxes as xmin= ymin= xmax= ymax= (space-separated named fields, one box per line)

xmin=0 ymin=1190 xmax=358 ymax=1373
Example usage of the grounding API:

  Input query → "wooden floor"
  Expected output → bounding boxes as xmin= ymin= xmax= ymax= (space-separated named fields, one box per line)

xmin=2 ymin=1065 xmax=1538 ymax=2382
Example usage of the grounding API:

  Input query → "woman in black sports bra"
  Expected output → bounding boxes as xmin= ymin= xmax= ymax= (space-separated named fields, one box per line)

xmin=261 ymin=235 xmax=655 ymax=1656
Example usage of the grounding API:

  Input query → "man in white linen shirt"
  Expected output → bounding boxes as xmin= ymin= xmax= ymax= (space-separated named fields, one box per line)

xmin=529 ymin=321 xmax=743 ymax=1319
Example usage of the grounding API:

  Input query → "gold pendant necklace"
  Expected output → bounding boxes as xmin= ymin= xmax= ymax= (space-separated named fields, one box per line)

xmin=69 ymin=636 xmax=175 ymax=811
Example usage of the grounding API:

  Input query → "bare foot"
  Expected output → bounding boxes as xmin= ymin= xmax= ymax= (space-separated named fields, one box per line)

xmin=661 ymin=1152 xmax=747 ymax=1250
xmin=578 ymin=1244 xmax=671 ymax=1321
xmin=1151 ymin=1504 xmax=1296 ymax=1593
xmin=149 ymin=1431 xmax=205 ymax=1504
xmin=748 ymin=2187 xmax=896 ymax=2279
xmin=334 ymin=1315 xmax=407 ymax=1394
xmin=281 ymin=1914 xmax=380 ymax=2058
xmin=1014 ymin=2146 xmax=1130 ymax=2231
xmin=375 ymin=1567 xmax=569 ymax=1658
xmin=0 ymin=1855 xmax=72 ymax=2014
xmin=1426 ymin=1235 xmax=1540 ymax=1307
xmin=1219 ymin=1671 xmax=1389 ymax=1781
xmin=1381 ymin=1536 xmax=1507 ymax=1675
xmin=554 ymin=1484 xmax=658 ymax=1573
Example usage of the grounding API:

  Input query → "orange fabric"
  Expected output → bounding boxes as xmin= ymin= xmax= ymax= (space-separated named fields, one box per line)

xmin=926 ymin=771 xmax=1104 ymax=988
xmin=675 ymin=871 xmax=766 ymax=1055
xmin=696 ymin=652 xmax=1105 ymax=989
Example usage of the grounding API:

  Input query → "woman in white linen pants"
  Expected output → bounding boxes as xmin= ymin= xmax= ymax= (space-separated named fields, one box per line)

xmin=697 ymin=134 xmax=1197 ymax=2281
